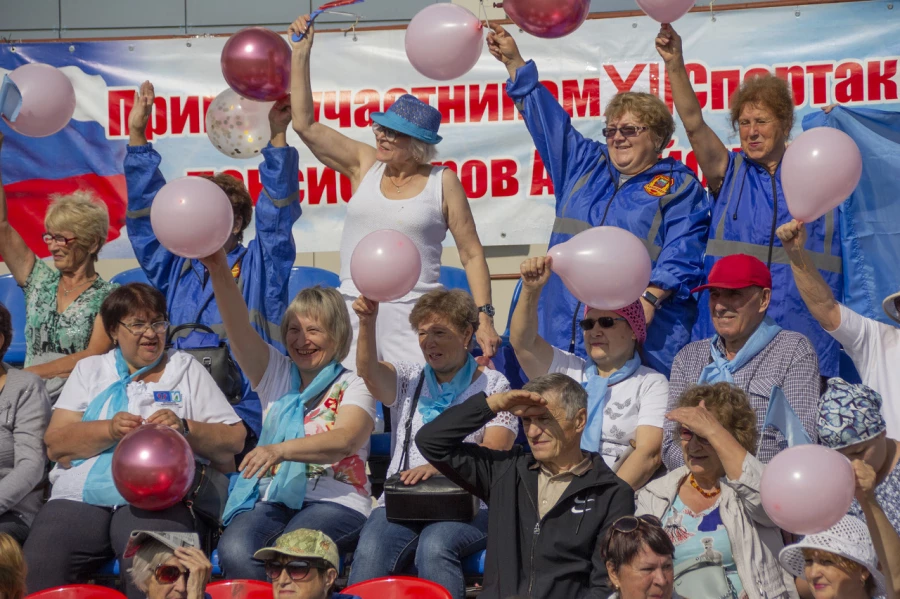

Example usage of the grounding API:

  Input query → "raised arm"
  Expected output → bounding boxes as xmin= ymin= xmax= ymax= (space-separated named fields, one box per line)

xmin=509 ymin=257 xmax=555 ymax=379
xmin=0 ymin=133 xmax=37 ymax=285
xmin=288 ymin=15 xmax=376 ymax=187
xmin=351 ymin=296 xmax=398 ymax=406
xmin=777 ymin=219 xmax=842 ymax=331
xmin=666 ymin=400 xmax=747 ymax=481
xmin=656 ymin=25 xmax=730 ymax=192
xmin=854 ymin=460 xmax=900 ymax=599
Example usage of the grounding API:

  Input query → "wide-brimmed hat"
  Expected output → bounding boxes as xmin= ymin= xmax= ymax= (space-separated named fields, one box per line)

xmin=583 ymin=299 xmax=647 ymax=344
xmin=370 ymin=94 xmax=443 ymax=145
xmin=253 ymin=529 xmax=339 ymax=570
xmin=123 ymin=531 xmax=201 ymax=559
xmin=779 ymin=516 xmax=886 ymax=597
xmin=883 ymin=290 xmax=900 ymax=324
xmin=691 ymin=254 xmax=772 ymax=294
xmin=818 ymin=377 xmax=886 ymax=449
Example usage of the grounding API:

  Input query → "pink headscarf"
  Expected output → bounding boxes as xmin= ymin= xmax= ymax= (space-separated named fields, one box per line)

xmin=583 ymin=299 xmax=647 ymax=344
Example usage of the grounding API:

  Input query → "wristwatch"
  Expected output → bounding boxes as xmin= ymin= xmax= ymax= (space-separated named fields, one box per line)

xmin=181 ymin=418 xmax=191 ymax=437
xmin=477 ymin=304 xmax=496 ymax=318
xmin=641 ymin=290 xmax=663 ymax=309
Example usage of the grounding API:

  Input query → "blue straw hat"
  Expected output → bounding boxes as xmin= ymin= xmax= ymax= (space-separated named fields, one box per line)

xmin=371 ymin=94 xmax=443 ymax=145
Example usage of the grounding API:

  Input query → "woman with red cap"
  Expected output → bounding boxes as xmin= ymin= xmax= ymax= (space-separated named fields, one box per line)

xmin=510 ymin=256 xmax=668 ymax=489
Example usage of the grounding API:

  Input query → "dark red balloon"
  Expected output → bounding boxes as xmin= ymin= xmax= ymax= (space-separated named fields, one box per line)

xmin=503 ymin=0 xmax=591 ymax=39
xmin=221 ymin=27 xmax=291 ymax=102
xmin=112 ymin=424 xmax=196 ymax=511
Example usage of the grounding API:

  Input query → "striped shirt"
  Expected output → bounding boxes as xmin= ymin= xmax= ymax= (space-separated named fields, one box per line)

xmin=662 ymin=330 xmax=821 ymax=469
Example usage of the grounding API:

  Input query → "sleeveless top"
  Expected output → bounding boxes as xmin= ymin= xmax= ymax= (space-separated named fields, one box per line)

xmin=339 ymin=162 xmax=447 ymax=302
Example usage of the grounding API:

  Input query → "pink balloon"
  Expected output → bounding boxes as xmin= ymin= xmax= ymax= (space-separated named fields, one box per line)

xmin=782 ymin=127 xmax=862 ymax=222
xmin=761 ymin=445 xmax=855 ymax=535
xmin=636 ymin=0 xmax=695 ymax=23
xmin=502 ymin=0 xmax=591 ymax=38
xmin=350 ymin=230 xmax=422 ymax=302
xmin=112 ymin=424 xmax=196 ymax=511
xmin=406 ymin=4 xmax=484 ymax=81
xmin=548 ymin=226 xmax=652 ymax=310
xmin=3 ymin=63 xmax=76 ymax=137
xmin=221 ymin=27 xmax=291 ymax=102
xmin=150 ymin=176 xmax=234 ymax=259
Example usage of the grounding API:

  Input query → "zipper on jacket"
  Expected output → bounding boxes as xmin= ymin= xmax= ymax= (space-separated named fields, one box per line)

xmin=765 ymin=175 xmax=778 ymax=268
xmin=522 ymin=481 xmax=542 ymax=599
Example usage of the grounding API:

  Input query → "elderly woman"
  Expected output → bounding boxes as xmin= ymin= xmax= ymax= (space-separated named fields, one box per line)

xmin=198 ymin=250 xmax=377 ymax=581
xmin=348 ymin=289 xmax=518 ymax=598
xmin=125 ymin=531 xmax=211 ymax=599
xmin=126 ymin=83 xmax=301 ymax=442
xmin=22 ymin=283 xmax=246 ymax=598
xmin=288 ymin=15 xmax=501 ymax=368
xmin=510 ymin=257 xmax=667 ymax=489
xmin=636 ymin=383 xmax=797 ymax=599
xmin=656 ymin=25 xmax=842 ymax=376
xmin=0 ymin=302 xmax=51 ymax=545
xmin=0 ymin=132 xmax=115 ymax=390
xmin=600 ymin=515 xmax=676 ymax=599
xmin=486 ymin=25 xmax=709 ymax=376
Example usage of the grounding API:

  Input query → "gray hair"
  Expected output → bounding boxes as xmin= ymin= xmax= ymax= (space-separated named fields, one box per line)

xmin=128 ymin=539 xmax=173 ymax=593
xmin=523 ymin=373 xmax=587 ymax=420
xmin=281 ymin=285 xmax=352 ymax=364
xmin=408 ymin=138 xmax=438 ymax=165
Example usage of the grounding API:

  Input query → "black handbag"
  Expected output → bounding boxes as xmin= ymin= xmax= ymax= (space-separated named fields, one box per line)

xmin=183 ymin=462 xmax=231 ymax=529
xmin=383 ymin=375 xmax=479 ymax=524
xmin=167 ymin=324 xmax=242 ymax=405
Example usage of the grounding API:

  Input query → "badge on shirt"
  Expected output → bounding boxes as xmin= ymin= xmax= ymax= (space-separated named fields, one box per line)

xmin=153 ymin=391 xmax=183 ymax=405
xmin=644 ymin=175 xmax=674 ymax=197
xmin=231 ymin=261 xmax=241 ymax=280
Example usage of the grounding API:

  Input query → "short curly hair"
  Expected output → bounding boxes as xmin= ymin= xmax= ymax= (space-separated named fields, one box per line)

xmin=605 ymin=92 xmax=676 ymax=154
xmin=44 ymin=190 xmax=110 ymax=262
xmin=729 ymin=73 xmax=795 ymax=135
xmin=677 ymin=383 xmax=758 ymax=455
xmin=0 ymin=303 xmax=12 ymax=362
xmin=198 ymin=173 xmax=252 ymax=244
xmin=408 ymin=289 xmax=480 ymax=337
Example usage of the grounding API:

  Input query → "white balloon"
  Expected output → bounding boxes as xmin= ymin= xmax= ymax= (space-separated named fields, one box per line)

xmin=205 ymin=88 xmax=273 ymax=159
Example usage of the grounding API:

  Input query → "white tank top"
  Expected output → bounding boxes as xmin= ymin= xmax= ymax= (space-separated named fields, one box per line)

xmin=339 ymin=161 xmax=447 ymax=302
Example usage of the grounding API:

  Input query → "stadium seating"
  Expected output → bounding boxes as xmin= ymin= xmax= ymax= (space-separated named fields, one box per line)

xmin=438 ymin=265 xmax=471 ymax=294
xmin=288 ymin=265 xmax=340 ymax=298
xmin=343 ymin=575 xmax=453 ymax=599
xmin=205 ymin=579 xmax=271 ymax=598
xmin=25 ymin=585 xmax=126 ymax=598
xmin=109 ymin=267 xmax=150 ymax=286
xmin=0 ymin=274 xmax=27 ymax=365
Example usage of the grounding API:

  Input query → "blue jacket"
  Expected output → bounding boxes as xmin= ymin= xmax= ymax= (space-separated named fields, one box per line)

xmin=692 ymin=150 xmax=843 ymax=377
xmin=124 ymin=143 xmax=301 ymax=435
xmin=506 ymin=60 xmax=711 ymax=375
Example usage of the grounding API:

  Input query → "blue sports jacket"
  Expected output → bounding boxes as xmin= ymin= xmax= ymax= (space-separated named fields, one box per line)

xmin=124 ymin=143 xmax=301 ymax=435
xmin=506 ymin=60 xmax=711 ymax=375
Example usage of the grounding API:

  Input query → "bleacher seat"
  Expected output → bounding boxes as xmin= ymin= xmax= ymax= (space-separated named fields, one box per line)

xmin=0 ymin=274 xmax=27 ymax=365
xmin=438 ymin=266 xmax=471 ymax=294
xmin=205 ymin=579 xmax=271 ymax=598
xmin=109 ymin=267 xmax=150 ymax=286
xmin=462 ymin=550 xmax=486 ymax=576
xmin=343 ymin=575 xmax=453 ymax=599
xmin=25 ymin=584 xmax=126 ymax=598
xmin=288 ymin=266 xmax=340 ymax=300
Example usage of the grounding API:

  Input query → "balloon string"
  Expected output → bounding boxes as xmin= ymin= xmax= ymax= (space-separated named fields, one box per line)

xmin=479 ymin=0 xmax=492 ymax=29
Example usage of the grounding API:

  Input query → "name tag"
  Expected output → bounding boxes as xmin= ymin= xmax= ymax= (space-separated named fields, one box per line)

xmin=153 ymin=391 xmax=183 ymax=405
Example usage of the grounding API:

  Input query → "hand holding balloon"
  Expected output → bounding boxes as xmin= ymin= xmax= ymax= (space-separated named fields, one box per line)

xmin=406 ymin=4 xmax=484 ymax=81
xmin=129 ymin=81 xmax=155 ymax=146
xmin=352 ymin=296 xmax=379 ymax=326
xmin=350 ymin=230 xmax=422 ymax=303
xmin=654 ymin=24 xmax=684 ymax=66
xmin=852 ymin=459 xmax=878 ymax=504
xmin=501 ymin=0 xmax=590 ymax=39
xmin=486 ymin=25 xmax=526 ymax=74
xmin=519 ymin=256 xmax=553 ymax=292
xmin=775 ymin=219 xmax=808 ymax=254
xmin=637 ymin=0 xmax=696 ymax=24
xmin=150 ymin=177 xmax=234 ymax=259
xmin=109 ymin=411 xmax=143 ymax=441
xmin=146 ymin=409 xmax=184 ymax=433
xmin=221 ymin=27 xmax=291 ymax=102
xmin=239 ymin=444 xmax=285 ymax=479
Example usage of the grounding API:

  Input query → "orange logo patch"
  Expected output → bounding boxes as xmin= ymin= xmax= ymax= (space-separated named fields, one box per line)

xmin=644 ymin=175 xmax=674 ymax=197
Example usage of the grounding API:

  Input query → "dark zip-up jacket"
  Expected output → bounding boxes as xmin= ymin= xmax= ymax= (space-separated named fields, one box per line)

xmin=416 ymin=394 xmax=635 ymax=599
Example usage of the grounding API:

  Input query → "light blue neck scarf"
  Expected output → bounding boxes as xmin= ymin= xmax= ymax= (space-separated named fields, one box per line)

xmin=580 ymin=352 xmax=642 ymax=452
xmin=420 ymin=354 xmax=478 ymax=424
xmin=223 ymin=361 xmax=344 ymax=525
xmin=698 ymin=316 xmax=782 ymax=384
xmin=78 ymin=348 xmax=164 ymax=507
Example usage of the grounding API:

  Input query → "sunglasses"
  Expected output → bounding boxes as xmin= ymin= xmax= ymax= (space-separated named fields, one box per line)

xmin=154 ymin=564 xmax=189 ymax=584
xmin=679 ymin=428 xmax=711 ymax=445
xmin=579 ymin=316 xmax=627 ymax=331
xmin=606 ymin=515 xmax=663 ymax=554
xmin=601 ymin=125 xmax=649 ymax=139
xmin=264 ymin=559 xmax=325 ymax=581
xmin=42 ymin=233 xmax=78 ymax=247
xmin=372 ymin=123 xmax=406 ymax=143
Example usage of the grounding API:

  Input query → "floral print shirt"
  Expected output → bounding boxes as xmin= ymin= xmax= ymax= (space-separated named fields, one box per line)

xmin=848 ymin=457 xmax=900 ymax=534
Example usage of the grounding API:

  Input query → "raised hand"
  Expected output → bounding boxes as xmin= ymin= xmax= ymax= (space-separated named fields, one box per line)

xmin=655 ymin=24 xmax=684 ymax=65
xmin=775 ymin=219 xmax=808 ymax=252
xmin=269 ymin=95 xmax=293 ymax=139
xmin=128 ymin=80 xmax=155 ymax=145
xmin=352 ymin=296 xmax=379 ymax=326
xmin=486 ymin=389 xmax=547 ymax=418
xmin=665 ymin=400 xmax=724 ymax=440
xmin=520 ymin=256 xmax=553 ymax=292
xmin=288 ymin=15 xmax=315 ymax=54
xmin=852 ymin=459 xmax=878 ymax=504
xmin=174 ymin=546 xmax=213 ymax=599
xmin=486 ymin=24 xmax=526 ymax=71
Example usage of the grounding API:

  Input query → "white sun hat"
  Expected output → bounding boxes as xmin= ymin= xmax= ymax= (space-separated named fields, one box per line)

xmin=883 ymin=290 xmax=900 ymax=324
xmin=778 ymin=516 xmax=886 ymax=597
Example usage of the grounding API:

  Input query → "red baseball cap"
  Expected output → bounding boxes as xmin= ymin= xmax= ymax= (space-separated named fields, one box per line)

xmin=691 ymin=254 xmax=772 ymax=294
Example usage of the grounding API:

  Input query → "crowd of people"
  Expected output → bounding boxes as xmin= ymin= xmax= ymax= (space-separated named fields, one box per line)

xmin=0 ymin=12 xmax=897 ymax=599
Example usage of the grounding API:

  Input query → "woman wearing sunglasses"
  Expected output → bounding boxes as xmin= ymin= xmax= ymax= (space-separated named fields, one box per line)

xmin=287 ymin=15 xmax=501 ymax=371
xmin=486 ymin=26 xmax=709 ymax=378
xmin=636 ymin=383 xmax=797 ymax=599
xmin=125 ymin=531 xmax=211 ymax=599
xmin=255 ymin=529 xmax=361 ymax=599
xmin=600 ymin=515 xmax=676 ymax=599
xmin=0 ymin=132 xmax=116 ymax=397
xmin=510 ymin=257 xmax=668 ymax=490
xmin=23 ymin=284 xmax=246 ymax=598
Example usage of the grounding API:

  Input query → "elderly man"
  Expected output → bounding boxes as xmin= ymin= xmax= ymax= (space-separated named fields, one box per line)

xmin=662 ymin=253 xmax=820 ymax=470
xmin=254 ymin=529 xmax=360 ymax=599
xmin=416 ymin=373 xmax=635 ymax=599
xmin=779 ymin=219 xmax=900 ymax=437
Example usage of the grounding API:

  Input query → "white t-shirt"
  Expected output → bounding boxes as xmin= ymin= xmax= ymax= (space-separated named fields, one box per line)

xmin=549 ymin=347 xmax=668 ymax=471
xmin=254 ymin=345 xmax=377 ymax=517
xmin=828 ymin=304 xmax=900 ymax=437
xmin=49 ymin=350 xmax=241 ymax=502
xmin=384 ymin=361 xmax=519 ymax=508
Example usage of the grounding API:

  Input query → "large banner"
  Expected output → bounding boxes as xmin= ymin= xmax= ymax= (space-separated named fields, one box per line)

xmin=1 ymin=1 xmax=899 ymax=259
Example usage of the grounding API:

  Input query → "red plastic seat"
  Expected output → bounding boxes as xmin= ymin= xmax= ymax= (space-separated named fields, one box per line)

xmin=26 ymin=585 xmax=127 ymax=599
xmin=342 ymin=576 xmax=453 ymax=599
xmin=205 ymin=580 xmax=272 ymax=599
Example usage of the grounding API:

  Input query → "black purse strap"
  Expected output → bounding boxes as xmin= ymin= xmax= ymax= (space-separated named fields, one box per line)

xmin=399 ymin=374 xmax=426 ymax=472
xmin=166 ymin=323 xmax=218 ymax=346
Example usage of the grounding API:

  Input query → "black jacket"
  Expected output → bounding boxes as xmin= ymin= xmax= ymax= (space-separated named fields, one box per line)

xmin=416 ymin=393 xmax=635 ymax=599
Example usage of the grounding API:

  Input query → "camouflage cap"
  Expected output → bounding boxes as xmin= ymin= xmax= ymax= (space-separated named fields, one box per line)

xmin=253 ymin=529 xmax=339 ymax=570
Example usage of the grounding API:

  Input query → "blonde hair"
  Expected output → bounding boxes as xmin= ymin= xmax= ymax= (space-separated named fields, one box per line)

xmin=677 ymin=383 xmax=759 ymax=455
xmin=0 ymin=533 xmax=26 ymax=599
xmin=44 ymin=190 xmax=110 ymax=261
xmin=128 ymin=539 xmax=173 ymax=593
xmin=408 ymin=289 xmax=479 ymax=337
xmin=605 ymin=92 xmax=676 ymax=154
xmin=281 ymin=286 xmax=352 ymax=364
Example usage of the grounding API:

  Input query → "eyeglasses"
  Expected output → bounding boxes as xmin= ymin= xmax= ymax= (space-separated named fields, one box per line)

xmin=154 ymin=564 xmax=189 ymax=584
xmin=606 ymin=515 xmax=663 ymax=555
xmin=579 ymin=317 xmax=627 ymax=331
xmin=42 ymin=233 xmax=78 ymax=247
xmin=679 ymin=427 xmax=711 ymax=446
xmin=119 ymin=320 xmax=169 ymax=336
xmin=372 ymin=123 xmax=406 ymax=142
xmin=602 ymin=125 xmax=649 ymax=139
xmin=264 ymin=559 xmax=324 ymax=581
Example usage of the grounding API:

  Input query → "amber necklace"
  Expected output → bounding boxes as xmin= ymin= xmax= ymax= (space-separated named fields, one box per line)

xmin=689 ymin=474 xmax=721 ymax=498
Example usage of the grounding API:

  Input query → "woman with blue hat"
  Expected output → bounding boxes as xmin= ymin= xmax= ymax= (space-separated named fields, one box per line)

xmin=288 ymin=15 xmax=500 ymax=369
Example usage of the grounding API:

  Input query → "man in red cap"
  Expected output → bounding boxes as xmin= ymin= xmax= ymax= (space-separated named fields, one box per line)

xmin=661 ymin=253 xmax=820 ymax=470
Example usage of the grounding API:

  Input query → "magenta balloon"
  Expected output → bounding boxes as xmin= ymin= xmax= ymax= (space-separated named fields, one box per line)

xmin=150 ymin=176 xmax=234 ymax=259
xmin=548 ymin=226 xmax=652 ymax=310
xmin=112 ymin=424 xmax=196 ymax=511
xmin=760 ymin=445 xmax=855 ymax=535
xmin=782 ymin=127 xmax=862 ymax=222
xmin=3 ymin=63 xmax=76 ymax=137
xmin=635 ymin=0 xmax=696 ymax=23
xmin=221 ymin=27 xmax=291 ymax=102
xmin=406 ymin=4 xmax=484 ymax=80
xmin=503 ymin=0 xmax=591 ymax=39
xmin=350 ymin=229 xmax=422 ymax=302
